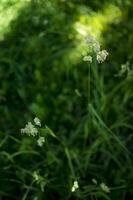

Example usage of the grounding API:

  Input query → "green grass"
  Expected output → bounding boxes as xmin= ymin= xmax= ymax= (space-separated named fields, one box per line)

xmin=0 ymin=0 xmax=133 ymax=200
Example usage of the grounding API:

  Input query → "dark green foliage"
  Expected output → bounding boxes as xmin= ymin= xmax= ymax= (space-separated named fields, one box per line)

xmin=103 ymin=0 xmax=133 ymax=64
xmin=0 ymin=0 xmax=133 ymax=200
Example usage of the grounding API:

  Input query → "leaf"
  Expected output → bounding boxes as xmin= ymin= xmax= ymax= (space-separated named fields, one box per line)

xmin=45 ymin=125 xmax=57 ymax=138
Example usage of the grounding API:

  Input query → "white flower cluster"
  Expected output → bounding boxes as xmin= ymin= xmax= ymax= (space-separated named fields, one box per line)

xmin=83 ymin=35 xmax=108 ymax=63
xmin=83 ymin=55 xmax=92 ymax=63
xmin=21 ymin=117 xmax=45 ymax=147
xmin=34 ymin=117 xmax=41 ymax=127
xmin=21 ymin=122 xmax=38 ymax=137
xmin=37 ymin=136 xmax=45 ymax=147
xmin=97 ymin=50 xmax=109 ymax=63
xmin=71 ymin=180 xmax=79 ymax=192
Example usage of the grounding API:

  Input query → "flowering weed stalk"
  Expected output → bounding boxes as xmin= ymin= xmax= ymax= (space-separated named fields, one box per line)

xmin=83 ymin=35 xmax=109 ymax=110
xmin=18 ymin=34 xmax=132 ymax=200
xmin=21 ymin=117 xmax=45 ymax=147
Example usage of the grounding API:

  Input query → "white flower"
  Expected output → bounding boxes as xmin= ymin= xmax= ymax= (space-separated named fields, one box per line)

xmin=115 ymin=62 xmax=130 ymax=77
xmin=83 ymin=55 xmax=92 ymax=63
xmin=37 ymin=137 xmax=45 ymax=146
xmin=85 ymin=35 xmax=100 ymax=53
xmin=97 ymin=50 xmax=108 ymax=63
xmin=71 ymin=180 xmax=79 ymax=192
xmin=100 ymin=182 xmax=110 ymax=193
xmin=120 ymin=62 xmax=130 ymax=74
xmin=93 ymin=42 xmax=100 ymax=53
xmin=34 ymin=117 xmax=41 ymax=127
xmin=21 ymin=122 xmax=38 ymax=137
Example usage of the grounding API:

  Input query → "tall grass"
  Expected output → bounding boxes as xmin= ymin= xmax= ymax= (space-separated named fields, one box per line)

xmin=0 ymin=1 xmax=133 ymax=200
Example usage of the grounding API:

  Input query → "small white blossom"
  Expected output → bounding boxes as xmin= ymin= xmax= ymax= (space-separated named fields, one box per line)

xmin=83 ymin=55 xmax=92 ymax=63
xmin=34 ymin=117 xmax=41 ymax=127
xmin=120 ymin=62 xmax=130 ymax=74
xmin=37 ymin=137 xmax=45 ymax=146
xmin=85 ymin=35 xmax=100 ymax=52
xmin=85 ymin=35 xmax=108 ymax=63
xmin=93 ymin=42 xmax=100 ymax=53
xmin=97 ymin=50 xmax=108 ymax=63
xmin=115 ymin=62 xmax=130 ymax=77
xmin=71 ymin=180 xmax=79 ymax=192
xmin=21 ymin=122 xmax=38 ymax=137
xmin=100 ymin=182 xmax=110 ymax=193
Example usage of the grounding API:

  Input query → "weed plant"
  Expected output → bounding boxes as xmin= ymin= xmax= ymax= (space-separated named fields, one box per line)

xmin=0 ymin=1 xmax=133 ymax=200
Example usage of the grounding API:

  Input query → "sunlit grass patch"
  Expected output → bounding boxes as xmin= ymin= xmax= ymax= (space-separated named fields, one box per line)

xmin=0 ymin=0 xmax=29 ymax=37
xmin=63 ymin=3 xmax=122 ymax=67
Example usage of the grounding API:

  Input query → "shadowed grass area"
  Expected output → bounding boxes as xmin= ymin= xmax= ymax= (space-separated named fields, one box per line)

xmin=0 ymin=0 xmax=133 ymax=200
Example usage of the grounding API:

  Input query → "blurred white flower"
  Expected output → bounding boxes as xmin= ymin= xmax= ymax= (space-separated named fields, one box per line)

xmin=21 ymin=122 xmax=38 ymax=137
xmin=86 ymin=35 xmax=100 ymax=52
xmin=85 ymin=35 xmax=95 ymax=45
xmin=100 ymin=182 xmax=110 ymax=193
xmin=120 ymin=62 xmax=130 ymax=74
xmin=97 ymin=50 xmax=108 ymax=63
xmin=115 ymin=62 xmax=131 ymax=77
xmin=37 ymin=137 xmax=45 ymax=146
xmin=93 ymin=42 xmax=100 ymax=53
xmin=71 ymin=180 xmax=79 ymax=192
xmin=85 ymin=35 xmax=108 ymax=64
xmin=83 ymin=55 xmax=92 ymax=63
xmin=34 ymin=117 xmax=41 ymax=127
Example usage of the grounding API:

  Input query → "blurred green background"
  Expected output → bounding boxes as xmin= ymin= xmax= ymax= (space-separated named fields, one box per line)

xmin=0 ymin=0 xmax=133 ymax=200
